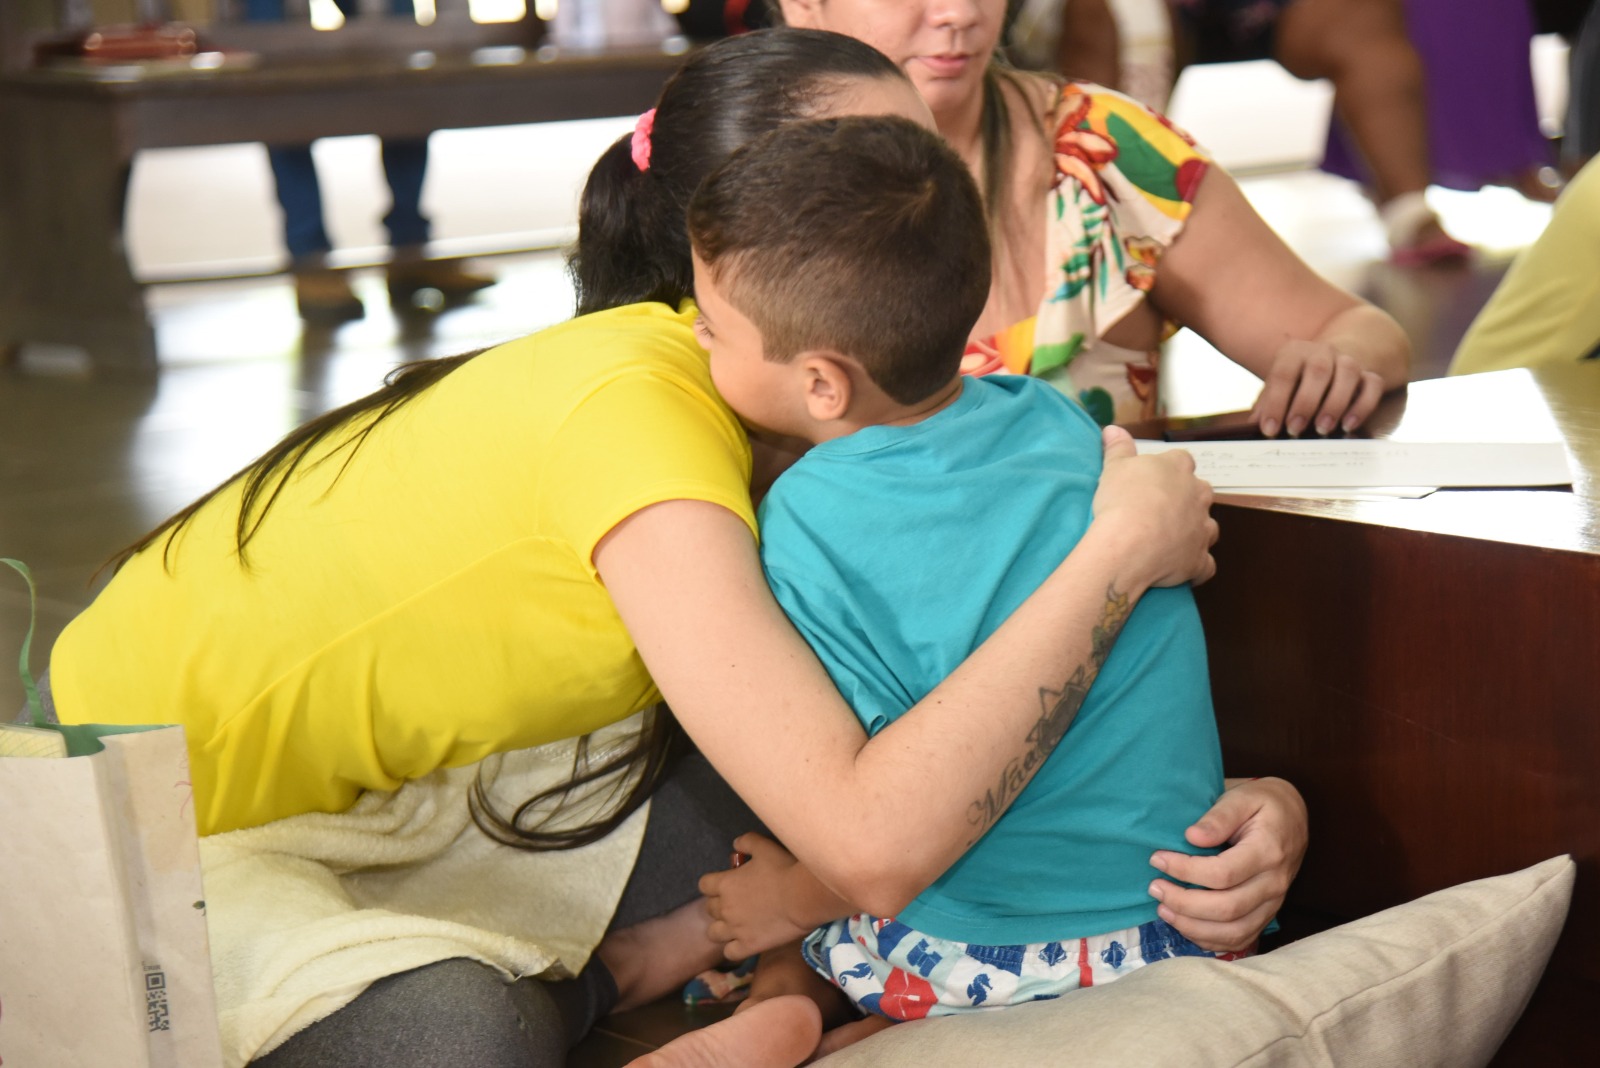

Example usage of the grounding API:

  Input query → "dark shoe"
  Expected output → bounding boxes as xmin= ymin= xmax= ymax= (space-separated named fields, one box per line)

xmin=387 ymin=259 xmax=496 ymax=310
xmin=293 ymin=268 xmax=365 ymax=323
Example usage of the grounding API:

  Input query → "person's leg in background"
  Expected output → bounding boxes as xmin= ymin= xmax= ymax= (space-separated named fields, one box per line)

xmin=265 ymin=146 xmax=333 ymax=261
xmin=1396 ymin=0 xmax=1559 ymax=202
xmin=244 ymin=0 xmax=365 ymax=320
xmin=375 ymin=0 xmax=496 ymax=308
xmin=263 ymin=141 xmax=367 ymax=321
xmin=249 ymin=0 xmax=494 ymax=321
xmin=379 ymin=136 xmax=497 ymax=308
xmin=378 ymin=136 xmax=430 ymax=255
xmin=1052 ymin=0 xmax=1125 ymax=88
xmin=1272 ymin=0 xmax=1470 ymax=264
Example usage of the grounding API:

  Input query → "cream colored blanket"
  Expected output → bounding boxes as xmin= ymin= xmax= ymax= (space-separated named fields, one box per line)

xmin=199 ymin=723 xmax=648 ymax=1066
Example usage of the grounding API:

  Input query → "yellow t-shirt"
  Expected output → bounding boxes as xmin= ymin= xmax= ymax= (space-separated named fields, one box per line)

xmin=52 ymin=302 xmax=756 ymax=835
xmin=1450 ymin=157 xmax=1600 ymax=375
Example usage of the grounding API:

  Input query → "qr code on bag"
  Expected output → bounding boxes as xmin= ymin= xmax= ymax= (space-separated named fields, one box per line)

xmin=144 ymin=964 xmax=171 ymax=1032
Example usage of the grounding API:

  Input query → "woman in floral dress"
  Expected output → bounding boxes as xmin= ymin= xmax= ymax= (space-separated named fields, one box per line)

xmin=779 ymin=0 xmax=1412 ymax=436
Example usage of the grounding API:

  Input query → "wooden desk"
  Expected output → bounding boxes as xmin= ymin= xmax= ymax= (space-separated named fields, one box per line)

xmin=1188 ymin=364 xmax=1600 ymax=1063
xmin=0 ymin=45 xmax=684 ymax=372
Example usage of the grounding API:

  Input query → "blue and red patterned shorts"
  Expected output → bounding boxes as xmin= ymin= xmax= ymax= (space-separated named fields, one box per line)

xmin=801 ymin=913 xmax=1252 ymax=1020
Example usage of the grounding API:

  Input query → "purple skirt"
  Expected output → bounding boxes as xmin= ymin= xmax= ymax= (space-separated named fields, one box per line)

xmin=1322 ymin=0 xmax=1554 ymax=191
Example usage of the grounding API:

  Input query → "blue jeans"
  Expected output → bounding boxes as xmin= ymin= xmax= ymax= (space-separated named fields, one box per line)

xmin=245 ymin=0 xmax=430 ymax=259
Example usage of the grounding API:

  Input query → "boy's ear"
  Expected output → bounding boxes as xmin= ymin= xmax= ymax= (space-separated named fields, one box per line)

xmin=798 ymin=353 xmax=854 ymax=422
xmin=778 ymin=0 xmax=823 ymax=29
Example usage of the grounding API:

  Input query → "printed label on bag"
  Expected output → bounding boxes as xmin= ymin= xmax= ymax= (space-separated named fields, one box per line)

xmin=144 ymin=963 xmax=170 ymax=1032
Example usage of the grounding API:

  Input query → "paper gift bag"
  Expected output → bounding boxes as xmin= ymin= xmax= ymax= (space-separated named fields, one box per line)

xmin=1 ymin=559 xmax=223 ymax=1068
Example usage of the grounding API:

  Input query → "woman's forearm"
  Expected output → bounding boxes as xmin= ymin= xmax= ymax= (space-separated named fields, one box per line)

xmin=838 ymin=526 xmax=1145 ymax=911
xmin=1154 ymin=165 xmax=1412 ymax=398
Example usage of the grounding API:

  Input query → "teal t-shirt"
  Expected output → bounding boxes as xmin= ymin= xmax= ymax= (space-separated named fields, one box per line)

xmin=758 ymin=374 xmax=1223 ymax=945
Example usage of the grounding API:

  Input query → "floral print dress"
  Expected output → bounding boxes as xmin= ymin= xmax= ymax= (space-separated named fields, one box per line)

xmin=960 ymin=83 xmax=1211 ymax=426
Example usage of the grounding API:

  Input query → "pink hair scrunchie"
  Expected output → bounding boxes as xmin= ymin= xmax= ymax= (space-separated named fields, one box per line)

xmin=631 ymin=108 xmax=656 ymax=172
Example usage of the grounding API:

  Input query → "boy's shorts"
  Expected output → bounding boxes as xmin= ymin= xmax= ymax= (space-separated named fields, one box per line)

xmin=801 ymin=912 xmax=1251 ymax=1020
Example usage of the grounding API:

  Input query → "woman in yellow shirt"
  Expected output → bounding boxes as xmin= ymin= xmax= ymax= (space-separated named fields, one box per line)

xmin=49 ymin=29 xmax=1303 ymax=1068
xmin=1450 ymin=155 xmax=1600 ymax=374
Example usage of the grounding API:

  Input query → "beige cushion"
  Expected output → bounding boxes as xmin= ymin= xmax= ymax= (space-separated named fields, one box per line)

xmin=815 ymin=855 xmax=1574 ymax=1068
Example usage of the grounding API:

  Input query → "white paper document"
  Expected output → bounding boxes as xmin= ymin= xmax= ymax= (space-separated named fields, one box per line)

xmin=1133 ymin=439 xmax=1573 ymax=490
xmin=1219 ymin=486 xmax=1438 ymax=501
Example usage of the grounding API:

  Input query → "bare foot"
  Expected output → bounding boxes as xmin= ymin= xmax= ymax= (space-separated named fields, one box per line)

xmin=600 ymin=898 xmax=727 ymax=1013
xmin=628 ymin=994 xmax=822 ymax=1068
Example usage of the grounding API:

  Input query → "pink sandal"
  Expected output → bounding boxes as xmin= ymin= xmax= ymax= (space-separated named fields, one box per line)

xmin=1382 ymin=191 xmax=1473 ymax=267
xmin=1390 ymin=232 xmax=1474 ymax=267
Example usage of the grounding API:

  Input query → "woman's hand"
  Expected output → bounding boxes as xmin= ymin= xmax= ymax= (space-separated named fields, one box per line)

xmin=1250 ymin=339 xmax=1386 ymax=439
xmin=1092 ymin=426 xmax=1218 ymax=589
xmin=700 ymin=833 xmax=848 ymax=960
xmin=1146 ymin=776 xmax=1309 ymax=953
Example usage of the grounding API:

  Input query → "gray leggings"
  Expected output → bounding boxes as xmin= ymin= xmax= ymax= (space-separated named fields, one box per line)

xmin=253 ymin=751 xmax=762 ymax=1067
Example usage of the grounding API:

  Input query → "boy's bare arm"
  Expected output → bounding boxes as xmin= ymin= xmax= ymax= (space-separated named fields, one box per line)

xmin=700 ymin=832 xmax=855 ymax=960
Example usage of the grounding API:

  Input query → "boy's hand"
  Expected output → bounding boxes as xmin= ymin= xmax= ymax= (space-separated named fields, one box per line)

xmin=699 ymin=833 xmax=848 ymax=960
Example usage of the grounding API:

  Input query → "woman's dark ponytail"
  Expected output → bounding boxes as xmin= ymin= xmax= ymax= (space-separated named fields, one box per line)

xmin=569 ymin=133 xmax=695 ymax=316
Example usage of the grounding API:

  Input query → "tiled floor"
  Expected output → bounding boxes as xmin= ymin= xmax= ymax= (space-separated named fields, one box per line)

xmin=0 ymin=61 xmax=1559 ymax=1065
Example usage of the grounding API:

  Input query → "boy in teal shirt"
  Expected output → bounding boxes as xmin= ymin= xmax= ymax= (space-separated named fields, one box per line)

xmin=668 ymin=114 xmax=1236 ymax=1062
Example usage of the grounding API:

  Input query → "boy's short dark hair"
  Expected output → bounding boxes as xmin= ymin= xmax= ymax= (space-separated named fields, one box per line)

xmin=687 ymin=116 xmax=992 ymax=406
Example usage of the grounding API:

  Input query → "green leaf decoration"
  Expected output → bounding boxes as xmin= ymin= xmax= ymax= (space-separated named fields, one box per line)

xmin=1105 ymin=113 xmax=1181 ymax=203
xmin=1032 ymin=335 xmax=1085 ymax=376
xmin=1052 ymin=252 xmax=1095 ymax=301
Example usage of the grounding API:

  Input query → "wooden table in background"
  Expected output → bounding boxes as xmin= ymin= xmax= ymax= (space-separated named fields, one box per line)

xmin=0 ymin=45 xmax=684 ymax=372
xmin=1184 ymin=364 xmax=1600 ymax=1063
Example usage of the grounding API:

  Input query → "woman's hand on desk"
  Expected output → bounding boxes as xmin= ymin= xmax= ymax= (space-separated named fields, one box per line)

xmin=1250 ymin=339 xmax=1387 ymax=439
xmin=1146 ymin=776 xmax=1309 ymax=953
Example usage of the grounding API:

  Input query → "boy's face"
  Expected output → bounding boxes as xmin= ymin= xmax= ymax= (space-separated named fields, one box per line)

xmin=692 ymin=253 xmax=801 ymax=440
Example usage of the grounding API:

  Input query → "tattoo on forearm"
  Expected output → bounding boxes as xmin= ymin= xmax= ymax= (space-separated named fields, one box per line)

xmin=966 ymin=584 xmax=1132 ymax=841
